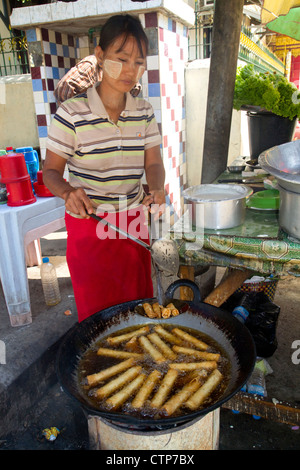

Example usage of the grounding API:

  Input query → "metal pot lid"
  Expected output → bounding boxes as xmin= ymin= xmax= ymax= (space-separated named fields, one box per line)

xmin=259 ymin=140 xmax=300 ymax=186
xmin=183 ymin=184 xmax=252 ymax=202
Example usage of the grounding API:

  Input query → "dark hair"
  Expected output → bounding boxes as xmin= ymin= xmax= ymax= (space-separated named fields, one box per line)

xmin=99 ymin=14 xmax=148 ymax=57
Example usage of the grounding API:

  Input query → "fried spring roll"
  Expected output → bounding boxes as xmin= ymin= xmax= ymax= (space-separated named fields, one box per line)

xmin=172 ymin=346 xmax=220 ymax=362
xmin=185 ymin=369 xmax=209 ymax=382
xmin=172 ymin=328 xmax=209 ymax=350
xmin=148 ymin=333 xmax=177 ymax=360
xmin=166 ymin=303 xmax=180 ymax=317
xmin=124 ymin=336 xmax=140 ymax=352
xmin=142 ymin=303 xmax=156 ymax=318
xmin=96 ymin=347 xmax=143 ymax=359
xmin=154 ymin=325 xmax=183 ymax=345
xmin=150 ymin=369 xmax=179 ymax=408
xmin=166 ymin=302 xmax=176 ymax=310
xmin=161 ymin=377 xmax=202 ymax=416
xmin=138 ymin=336 xmax=166 ymax=363
xmin=131 ymin=370 xmax=162 ymax=408
xmin=94 ymin=366 xmax=142 ymax=399
xmin=85 ymin=358 xmax=135 ymax=387
xmin=106 ymin=326 xmax=150 ymax=345
xmin=185 ymin=369 xmax=223 ymax=410
xmin=106 ymin=374 xmax=146 ymax=410
xmin=161 ymin=307 xmax=171 ymax=319
xmin=152 ymin=302 xmax=162 ymax=318
xmin=169 ymin=361 xmax=217 ymax=371
xmin=180 ymin=369 xmax=209 ymax=386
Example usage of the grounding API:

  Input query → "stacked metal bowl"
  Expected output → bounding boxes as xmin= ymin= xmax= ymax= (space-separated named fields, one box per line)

xmin=259 ymin=140 xmax=300 ymax=239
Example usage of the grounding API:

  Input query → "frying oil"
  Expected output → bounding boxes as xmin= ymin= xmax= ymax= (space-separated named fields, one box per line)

xmin=77 ymin=322 xmax=231 ymax=420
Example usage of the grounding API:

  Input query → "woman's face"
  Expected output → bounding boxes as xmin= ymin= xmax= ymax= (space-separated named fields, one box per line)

xmin=98 ymin=34 xmax=146 ymax=93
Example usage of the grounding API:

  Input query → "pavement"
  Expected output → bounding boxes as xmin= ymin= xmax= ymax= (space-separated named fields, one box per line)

xmin=0 ymin=227 xmax=299 ymax=451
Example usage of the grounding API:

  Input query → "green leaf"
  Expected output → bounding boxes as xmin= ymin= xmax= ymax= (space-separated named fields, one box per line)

xmin=233 ymin=65 xmax=300 ymax=120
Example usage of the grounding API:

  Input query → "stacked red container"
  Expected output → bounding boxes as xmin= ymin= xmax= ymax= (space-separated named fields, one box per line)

xmin=0 ymin=153 xmax=36 ymax=206
xmin=33 ymin=170 xmax=54 ymax=197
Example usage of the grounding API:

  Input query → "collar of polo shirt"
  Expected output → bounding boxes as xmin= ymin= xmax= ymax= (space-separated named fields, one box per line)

xmin=87 ymin=82 xmax=138 ymax=119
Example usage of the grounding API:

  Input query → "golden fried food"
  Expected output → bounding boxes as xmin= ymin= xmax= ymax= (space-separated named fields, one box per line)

xmin=81 ymin=322 xmax=226 ymax=419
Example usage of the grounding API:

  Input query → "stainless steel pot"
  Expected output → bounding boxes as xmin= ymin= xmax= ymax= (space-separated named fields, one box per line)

xmin=279 ymin=185 xmax=300 ymax=240
xmin=183 ymin=184 xmax=252 ymax=230
xmin=56 ymin=280 xmax=256 ymax=431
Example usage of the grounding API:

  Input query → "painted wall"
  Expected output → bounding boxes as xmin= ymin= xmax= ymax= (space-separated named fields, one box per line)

xmin=185 ymin=59 xmax=249 ymax=188
xmin=0 ymin=74 xmax=39 ymax=150
xmin=0 ymin=0 xmax=9 ymax=37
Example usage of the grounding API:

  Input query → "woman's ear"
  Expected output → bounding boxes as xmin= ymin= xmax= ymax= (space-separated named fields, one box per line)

xmin=94 ymin=45 xmax=103 ymax=65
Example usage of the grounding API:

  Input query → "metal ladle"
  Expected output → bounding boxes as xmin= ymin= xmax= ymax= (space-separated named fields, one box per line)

xmin=89 ymin=212 xmax=179 ymax=278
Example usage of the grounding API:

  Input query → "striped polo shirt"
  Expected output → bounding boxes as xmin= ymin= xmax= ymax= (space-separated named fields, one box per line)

xmin=46 ymin=83 xmax=161 ymax=212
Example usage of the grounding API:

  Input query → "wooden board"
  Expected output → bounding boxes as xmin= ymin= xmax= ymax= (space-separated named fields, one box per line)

xmin=222 ymin=392 xmax=300 ymax=425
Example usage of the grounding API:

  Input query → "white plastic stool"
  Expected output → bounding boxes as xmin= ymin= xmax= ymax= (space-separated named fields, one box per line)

xmin=0 ymin=197 xmax=65 ymax=326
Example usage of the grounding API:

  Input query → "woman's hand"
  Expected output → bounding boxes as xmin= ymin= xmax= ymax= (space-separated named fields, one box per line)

xmin=142 ymin=189 xmax=166 ymax=220
xmin=63 ymin=187 xmax=94 ymax=218
xmin=144 ymin=145 xmax=166 ymax=219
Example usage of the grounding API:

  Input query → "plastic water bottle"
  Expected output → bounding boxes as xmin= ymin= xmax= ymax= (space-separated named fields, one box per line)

xmin=247 ymin=358 xmax=270 ymax=420
xmin=248 ymin=366 xmax=266 ymax=396
xmin=232 ymin=293 xmax=253 ymax=323
xmin=40 ymin=257 xmax=61 ymax=306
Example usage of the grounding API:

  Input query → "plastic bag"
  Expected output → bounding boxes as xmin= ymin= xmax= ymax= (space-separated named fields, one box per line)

xmin=244 ymin=292 xmax=280 ymax=358
xmin=224 ymin=291 xmax=280 ymax=358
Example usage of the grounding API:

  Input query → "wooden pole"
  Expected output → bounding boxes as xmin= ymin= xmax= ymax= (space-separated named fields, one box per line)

xmin=201 ymin=0 xmax=244 ymax=184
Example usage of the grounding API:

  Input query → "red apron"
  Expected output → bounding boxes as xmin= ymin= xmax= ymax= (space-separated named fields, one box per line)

xmin=65 ymin=206 xmax=153 ymax=322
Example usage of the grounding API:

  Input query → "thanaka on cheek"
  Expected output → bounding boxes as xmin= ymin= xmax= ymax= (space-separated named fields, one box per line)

xmin=136 ymin=65 xmax=145 ymax=81
xmin=103 ymin=59 xmax=122 ymax=79
xmin=103 ymin=59 xmax=146 ymax=82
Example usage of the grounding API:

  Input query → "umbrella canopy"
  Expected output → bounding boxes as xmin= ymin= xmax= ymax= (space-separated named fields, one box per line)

xmin=262 ymin=0 xmax=300 ymax=40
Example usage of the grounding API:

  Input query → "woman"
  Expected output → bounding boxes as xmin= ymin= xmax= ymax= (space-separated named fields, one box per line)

xmin=43 ymin=14 xmax=165 ymax=322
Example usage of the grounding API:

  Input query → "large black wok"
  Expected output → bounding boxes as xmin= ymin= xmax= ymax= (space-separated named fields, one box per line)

xmin=56 ymin=279 xmax=256 ymax=431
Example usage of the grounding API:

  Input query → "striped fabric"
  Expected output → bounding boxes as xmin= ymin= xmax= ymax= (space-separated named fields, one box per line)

xmin=46 ymin=83 xmax=161 ymax=211
xmin=53 ymin=55 xmax=101 ymax=106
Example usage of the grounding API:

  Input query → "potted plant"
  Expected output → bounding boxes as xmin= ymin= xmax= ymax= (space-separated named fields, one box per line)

xmin=233 ymin=64 xmax=300 ymax=160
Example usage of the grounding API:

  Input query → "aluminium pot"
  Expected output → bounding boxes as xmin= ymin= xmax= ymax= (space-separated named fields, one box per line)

xmin=183 ymin=184 xmax=252 ymax=230
xmin=56 ymin=279 xmax=256 ymax=431
xmin=278 ymin=185 xmax=300 ymax=240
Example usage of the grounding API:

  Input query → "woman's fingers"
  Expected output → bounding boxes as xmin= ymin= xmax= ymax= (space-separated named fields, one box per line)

xmin=142 ymin=193 xmax=154 ymax=209
xmin=64 ymin=188 xmax=93 ymax=217
xmin=148 ymin=190 xmax=166 ymax=220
